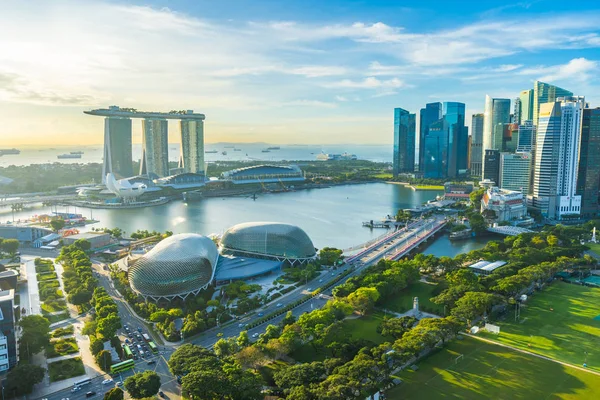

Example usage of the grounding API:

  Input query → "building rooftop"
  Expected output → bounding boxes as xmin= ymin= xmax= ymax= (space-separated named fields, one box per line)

xmin=84 ymin=106 xmax=205 ymax=120
xmin=468 ymin=260 xmax=507 ymax=273
xmin=65 ymin=232 xmax=111 ymax=240
xmin=0 ymin=289 xmax=15 ymax=304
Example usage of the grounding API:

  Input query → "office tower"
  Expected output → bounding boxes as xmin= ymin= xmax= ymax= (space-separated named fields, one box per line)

xmin=140 ymin=119 xmax=169 ymax=177
xmin=513 ymin=98 xmax=521 ymax=124
xmin=444 ymin=102 xmax=467 ymax=178
xmin=519 ymin=89 xmax=534 ymax=124
xmin=483 ymin=149 xmax=500 ymax=185
xmin=179 ymin=116 xmax=206 ymax=176
xmin=577 ymin=108 xmax=600 ymax=218
xmin=482 ymin=96 xmax=511 ymax=177
xmin=532 ymin=97 xmax=584 ymax=219
xmin=517 ymin=120 xmax=536 ymax=152
xmin=503 ymin=123 xmax=519 ymax=153
xmin=470 ymin=114 xmax=484 ymax=177
xmin=392 ymin=108 xmax=416 ymax=176
xmin=422 ymin=118 xmax=448 ymax=178
xmin=532 ymin=81 xmax=573 ymax=127
xmin=0 ymin=270 xmax=18 ymax=370
xmin=102 ymin=116 xmax=133 ymax=183
xmin=500 ymin=152 xmax=531 ymax=194
xmin=419 ymin=103 xmax=443 ymax=170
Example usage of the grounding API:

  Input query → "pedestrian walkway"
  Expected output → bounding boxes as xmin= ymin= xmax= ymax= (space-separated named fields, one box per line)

xmin=23 ymin=256 xmax=41 ymax=315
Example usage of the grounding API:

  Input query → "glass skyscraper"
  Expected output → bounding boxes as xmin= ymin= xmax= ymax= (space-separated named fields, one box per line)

xmin=444 ymin=102 xmax=467 ymax=178
xmin=393 ymin=108 xmax=416 ymax=176
xmin=470 ymin=114 xmax=484 ymax=177
xmin=140 ymin=119 xmax=169 ymax=178
xmin=500 ymin=152 xmax=531 ymax=194
xmin=419 ymin=103 xmax=442 ymax=171
xmin=102 ymin=117 xmax=133 ymax=182
xmin=517 ymin=120 xmax=536 ymax=152
xmin=482 ymin=96 xmax=511 ymax=177
xmin=577 ymin=108 xmax=600 ymax=218
xmin=519 ymin=89 xmax=534 ymax=124
xmin=422 ymin=119 xmax=448 ymax=179
xmin=532 ymin=81 xmax=573 ymax=127
xmin=483 ymin=149 xmax=500 ymax=185
xmin=179 ymin=119 xmax=206 ymax=176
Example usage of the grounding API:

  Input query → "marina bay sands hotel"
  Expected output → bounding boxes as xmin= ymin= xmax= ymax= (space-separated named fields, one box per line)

xmin=84 ymin=106 xmax=206 ymax=183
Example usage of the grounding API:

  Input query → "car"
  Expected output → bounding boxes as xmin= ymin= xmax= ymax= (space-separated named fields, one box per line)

xmin=137 ymin=327 xmax=143 ymax=332
xmin=61 ymin=398 xmax=70 ymax=400
xmin=116 ymin=381 xmax=123 ymax=386
xmin=124 ymin=326 xmax=130 ymax=331
xmin=238 ymin=323 xmax=244 ymax=328
xmin=252 ymin=333 xmax=259 ymax=338
xmin=125 ymin=339 xmax=130 ymax=344
xmin=85 ymin=391 xmax=96 ymax=398
xmin=147 ymin=360 xmax=156 ymax=365
xmin=159 ymin=391 xmax=165 ymax=398
xmin=307 ymin=288 xmax=312 ymax=292
xmin=318 ymin=279 xmax=323 ymax=283
xmin=71 ymin=387 xmax=81 ymax=393
xmin=257 ymin=312 xmax=264 ymax=317
xmin=102 ymin=379 xmax=113 ymax=385
xmin=133 ymin=355 xmax=138 ymax=360
xmin=276 ymin=303 xmax=283 ymax=307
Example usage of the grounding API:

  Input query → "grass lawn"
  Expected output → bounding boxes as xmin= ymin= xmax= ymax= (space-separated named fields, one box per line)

xmin=41 ymin=299 xmax=68 ymax=314
xmin=481 ymin=282 xmax=600 ymax=372
xmin=386 ymin=336 xmax=600 ymax=399
xmin=46 ymin=312 xmax=70 ymax=324
xmin=46 ymin=337 xmax=79 ymax=358
xmin=411 ymin=185 xmax=445 ymax=191
xmin=48 ymin=357 xmax=85 ymax=382
xmin=381 ymin=282 xmax=444 ymax=315
xmin=37 ymin=272 xmax=58 ymax=281
xmin=586 ymin=242 xmax=600 ymax=255
xmin=52 ymin=325 xmax=75 ymax=338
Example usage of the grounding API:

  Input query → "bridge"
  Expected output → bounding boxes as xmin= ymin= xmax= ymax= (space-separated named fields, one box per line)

xmin=0 ymin=194 xmax=74 ymax=207
xmin=345 ymin=216 xmax=448 ymax=266
xmin=487 ymin=226 xmax=533 ymax=236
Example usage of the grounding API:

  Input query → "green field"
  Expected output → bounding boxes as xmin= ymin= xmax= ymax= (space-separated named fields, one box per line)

xmin=387 ymin=337 xmax=600 ymax=399
xmin=381 ymin=282 xmax=444 ymax=315
xmin=586 ymin=242 xmax=600 ymax=256
xmin=481 ymin=282 xmax=600 ymax=372
xmin=48 ymin=357 xmax=85 ymax=382
xmin=411 ymin=185 xmax=445 ymax=191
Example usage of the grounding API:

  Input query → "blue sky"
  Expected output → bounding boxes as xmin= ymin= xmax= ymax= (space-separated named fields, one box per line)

xmin=0 ymin=0 xmax=599 ymax=145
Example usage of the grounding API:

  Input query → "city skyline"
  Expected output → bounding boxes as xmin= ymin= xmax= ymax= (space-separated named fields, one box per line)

xmin=1 ymin=0 xmax=600 ymax=146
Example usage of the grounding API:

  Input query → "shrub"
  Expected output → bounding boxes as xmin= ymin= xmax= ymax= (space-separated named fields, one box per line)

xmin=48 ymin=358 xmax=85 ymax=382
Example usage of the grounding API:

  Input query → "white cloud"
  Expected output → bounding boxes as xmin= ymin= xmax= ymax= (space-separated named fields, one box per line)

xmin=282 ymin=100 xmax=338 ymax=108
xmin=495 ymin=64 xmax=523 ymax=72
xmin=326 ymin=77 xmax=406 ymax=89
xmin=519 ymin=58 xmax=599 ymax=82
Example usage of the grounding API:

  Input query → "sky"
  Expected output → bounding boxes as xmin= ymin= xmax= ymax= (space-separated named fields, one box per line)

xmin=1 ymin=0 xmax=599 ymax=146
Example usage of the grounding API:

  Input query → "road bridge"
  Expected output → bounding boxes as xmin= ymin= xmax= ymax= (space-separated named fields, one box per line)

xmin=0 ymin=194 xmax=74 ymax=207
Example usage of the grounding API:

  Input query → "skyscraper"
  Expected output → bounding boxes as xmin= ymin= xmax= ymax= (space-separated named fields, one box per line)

xmin=532 ymin=97 xmax=584 ymax=219
xmin=483 ymin=149 xmax=500 ymax=185
xmin=470 ymin=114 xmax=484 ymax=177
xmin=517 ymin=120 xmax=536 ymax=152
xmin=0 ymin=270 xmax=18 ymax=371
xmin=503 ymin=123 xmax=520 ymax=153
xmin=532 ymin=81 xmax=573 ymax=127
xmin=482 ymin=96 xmax=511 ymax=177
xmin=577 ymin=108 xmax=600 ymax=218
xmin=140 ymin=119 xmax=169 ymax=177
xmin=101 ymin=116 xmax=133 ymax=183
xmin=444 ymin=102 xmax=467 ymax=178
xmin=500 ymin=152 xmax=531 ymax=194
xmin=393 ymin=108 xmax=416 ymax=176
xmin=513 ymin=97 xmax=521 ymax=124
xmin=422 ymin=118 xmax=448 ymax=178
xmin=419 ymin=103 xmax=442 ymax=170
xmin=519 ymin=89 xmax=534 ymax=124
xmin=179 ymin=115 xmax=206 ymax=175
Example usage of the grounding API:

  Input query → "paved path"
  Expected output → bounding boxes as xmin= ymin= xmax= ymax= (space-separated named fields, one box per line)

xmin=468 ymin=334 xmax=600 ymax=377
xmin=23 ymin=256 xmax=41 ymax=315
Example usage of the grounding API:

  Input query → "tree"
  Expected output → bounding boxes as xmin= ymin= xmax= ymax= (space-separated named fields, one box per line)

xmin=96 ymin=349 xmax=113 ymax=371
xmin=3 ymin=364 xmax=45 ymax=396
xmin=104 ymin=388 xmax=124 ymax=400
xmin=237 ymin=330 xmax=250 ymax=348
xmin=96 ymin=313 xmax=121 ymax=339
xmin=469 ymin=213 xmax=487 ymax=234
xmin=90 ymin=338 xmax=104 ymax=355
xmin=236 ymin=346 xmax=268 ymax=370
xmin=214 ymin=337 xmax=238 ymax=358
xmin=19 ymin=315 xmax=50 ymax=358
xmin=68 ymin=288 xmax=93 ymax=305
xmin=1 ymin=238 xmax=19 ymax=255
xmin=319 ymin=247 xmax=343 ymax=266
xmin=182 ymin=370 xmax=231 ymax=399
xmin=347 ymin=287 xmax=380 ymax=315
xmin=447 ymin=269 xmax=479 ymax=289
xmin=280 ymin=310 xmax=296 ymax=327
xmin=124 ymin=371 xmax=161 ymax=399
xmin=50 ymin=218 xmax=66 ymax=232
xmin=168 ymin=344 xmax=218 ymax=376
xmin=82 ymin=320 xmax=98 ymax=336
xmin=547 ymin=234 xmax=559 ymax=247
xmin=451 ymin=291 xmax=502 ymax=326
xmin=73 ymin=238 xmax=92 ymax=251
xmin=377 ymin=316 xmax=417 ymax=339
xmin=274 ymin=362 xmax=326 ymax=389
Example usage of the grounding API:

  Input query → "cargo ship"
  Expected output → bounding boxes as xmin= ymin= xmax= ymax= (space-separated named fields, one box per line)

xmin=205 ymin=150 xmax=218 ymax=154
xmin=0 ymin=148 xmax=20 ymax=156
xmin=57 ymin=154 xmax=82 ymax=159
xmin=267 ymin=146 xmax=280 ymax=150
xmin=70 ymin=151 xmax=84 ymax=155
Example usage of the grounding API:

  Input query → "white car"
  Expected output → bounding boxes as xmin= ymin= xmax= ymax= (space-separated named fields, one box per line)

xmin=71 ymin=386 xmax=81 ymax=392
xmin=252 ymin=333 xmax=259 ymax=338
xmin=276 ymin=303 xmax=283 ymax=307
xmin=102 ymin=379 xmax=113 ymax=385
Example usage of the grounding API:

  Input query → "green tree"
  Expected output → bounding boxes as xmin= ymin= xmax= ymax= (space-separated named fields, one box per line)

xmin=82 ymin=320 xmax=98 ymax=336
xmin=451 ymin=291 xmax=502 ymax=326
xmin=182 ymin=370 xmax=231 ymax=399
xmin=96 ymin=313 xmax=121 ymax=339
xmin=19 ymin=315 xmax=50 ymax=358
xmin=3 ymin=364 xmax=45 ymax=396
xmin=1 ymin=238 xmax=19 ymax=255
xmin=103 ymin=387 xmax=124 ymax=400
xmin=280 ymin=310 xmax=296 ymax=327
xmin=73 ymin=238 xmax=92 ymax=251
xmin=377 ymin=316 xmax=417 ymax=339
xmin=237 ymin=330 xmax=250 ymax=348
xmin=168 ymin=344 xmax=218 ymax=376
xmin=274 ymin=361 xmax=326 ymax=389
xmin=124 ymin=371 xmax=161 ymax=399
xmin=95 ymin=349 xmax=113 ymax=371
xmin=50 ymin=218 xmax=66 ymax=232
xmin=68 ymin=288 xmax=93 ymax=305
xmin=319 ymin=247 xmax=343 ymax=266
xmin=347 ymin=287 xmax=380 ymax=315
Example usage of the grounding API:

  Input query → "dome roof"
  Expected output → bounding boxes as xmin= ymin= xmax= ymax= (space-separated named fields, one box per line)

xmin=220 ymin=222 xmax=316 ymax=259
xmin=129 ymin=233 xmax=218 ymax=299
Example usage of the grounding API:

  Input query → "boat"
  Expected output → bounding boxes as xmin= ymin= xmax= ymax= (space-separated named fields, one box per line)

xmin=261 ymin=149 xmax=271 ymax=153
xmin=182 ymin=191 xmax=203 ymax=202
xmin=0 ymin=148 xmax=20 ymax=155
xmin=57 ymin=154 xmax=82 ymax=159
xmin=205 ymin=150 xmax=218 ymax=154
xmin=316 ymin=151 xmax=357 ymax=161
xmin=267 ymin=146 xmax=280 ymax=150
xmin=222 ymin=151 xmax=227 ymax=155
xmin=70 ymin=151 xmax=84 ymax=155
xmin=224 ymin=145 xmax=235 ymax=148
xmin=233 ymin=148 xmax=242 ymax=151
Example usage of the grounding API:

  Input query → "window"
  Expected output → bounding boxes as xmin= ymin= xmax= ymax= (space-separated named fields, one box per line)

xmin=0 ymin=345 xmax=7 ymax=351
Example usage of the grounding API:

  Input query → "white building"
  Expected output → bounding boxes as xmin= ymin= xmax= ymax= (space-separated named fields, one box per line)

xmin=499 ymin=152 xmax=531 ymax=195
xmin=481 ymin=187 xmax=527 ymax=222
xmin=531 ymin=97 xmax=584 ymax=220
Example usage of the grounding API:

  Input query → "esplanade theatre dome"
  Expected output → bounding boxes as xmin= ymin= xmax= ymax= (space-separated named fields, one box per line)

xmin=129 ymin=233 xmax=218 ymax=300
xmin=219 ymin=222 xmax=316 ymax=264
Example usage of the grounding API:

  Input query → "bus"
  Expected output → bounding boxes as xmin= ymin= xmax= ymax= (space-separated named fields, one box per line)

xmin=110 ymin=359 xmax=135 ymax=374
xmin=148 ymin=341 xmax=158 ymax=354
xmin=74 ymin=377 xmax=92 ymax=387
xmin=123 ymin=344 xmax=133 ymax=359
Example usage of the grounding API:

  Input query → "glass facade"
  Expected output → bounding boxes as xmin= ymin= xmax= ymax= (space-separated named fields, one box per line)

xmin=140 ymin=119 xmax=169 ymax=177
xmin=444 ymin=102 xmax=467 ymax=177
xmin=393 ymin=108 xmax=416 ymax=176
xmin=533 ymin=81 xmax=573 ymax=127
xmin=483 ymin=149 xmax=500 ymax=185
xmin=470 ymin=114 xmax=484 ymax=177
xmin=129 ymin=234 xmax=218 ymax=300
xmin=422 ymin=119 xmax=448 ymax=178
xmin=482 ymin=96 xmax=511 ymax=177
xmin=418 ymin=102 xmax=442 ymax=170
xmin=220 ymin=222 xmax=316 ymax=260
xmin=500 ymin=152 xmax=531 ymax=194
xmin=519 ymin=89 xmax=534 ymax=124
xmin=517 ymin=120 xmax=536 ymax=152
xmin=577 ymin=108 xmax=600 ymax=218
xmin=103 ymin=117 xmax=133 ymax=182
xmin=179 ymin=119 xmax=205 ymax=175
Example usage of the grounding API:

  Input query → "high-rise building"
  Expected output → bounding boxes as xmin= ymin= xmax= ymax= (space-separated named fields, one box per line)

xmin=532 ymin=97 xmax=584 ymax=219
xmin=503 ymin=123 xmax=520 ymax=153
xmin=422 ymin=118 xmax=448 ymax=178
xmin=444 ymin=102 xmax=467 ymax=178
xmin=532 ymin=81 xmax=573 ymax=127
xmin=519 ymin=89 xmax=534 ymax=124
xmin=577 ymin=108 xmax=600 ymax=218
xmin=470 ymin=114 xmax=484 ymax=177
xmin=419 ymin=103 xmax=443 ymax=170
xmin=0 ymin=270 xmax=18 ymax=371
xmin=482 ymin=96 xmax=511 ymax=177
xmin=140 ymin=119 xmax=169 ymax=177
xmin=392 ymin=108 xmax=416 ymax=176
xmin=179 ymin=115 xmax=206 ymax=176
xmin=483 ymin=149 xmax=500 ymax=185
xmin=500 ymin=152 xmax=531 ymax=194
xmin=513 ymin=97 xmax=521 ymax=124
xmin=101 ymin=115 xmax=133 ymax=183
xmin=517 ymin=120 xmax=536 ymax=152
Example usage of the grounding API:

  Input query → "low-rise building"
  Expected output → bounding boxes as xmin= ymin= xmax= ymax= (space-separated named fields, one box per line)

xmin=0 ymin=225 xmax=52 ymax=244
xmin=222 ymin=165 xmax=304 ymax=185
xmin=63 ymin=232 xmax=112 ymax=249
xmin=468 ymin=260 xmax=507 ymax=276
xmin=481 ymin=187 xmax=527 ymax=222
xmin=0 ymin=270 xmax=19 ymax=371
xmin=444 ymin=182 xmax=474 ymax=200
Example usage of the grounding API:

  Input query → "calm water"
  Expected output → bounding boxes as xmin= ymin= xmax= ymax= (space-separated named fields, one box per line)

xmin=422 ymin=235 xmax=491 ymax=258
